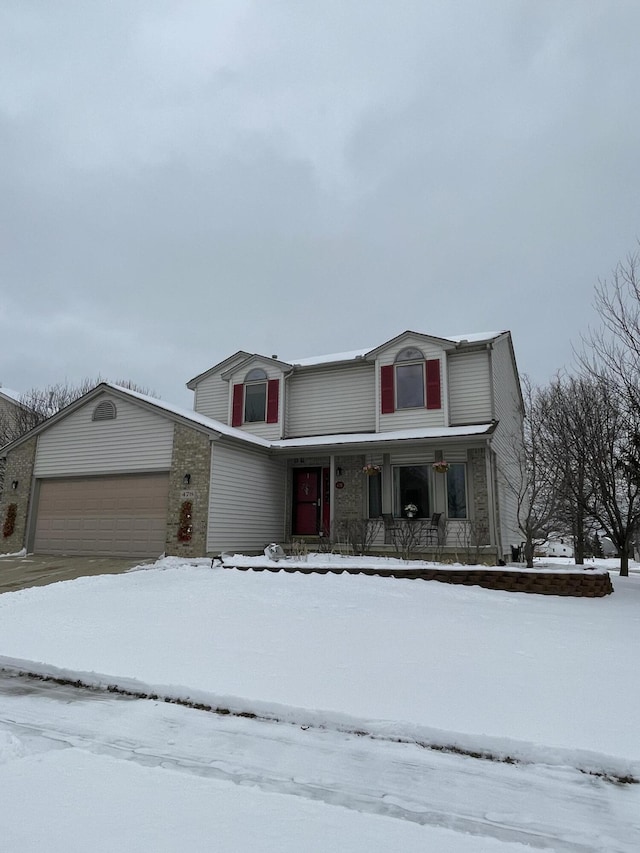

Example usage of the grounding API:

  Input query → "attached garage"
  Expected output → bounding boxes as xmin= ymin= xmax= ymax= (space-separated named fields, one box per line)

xmin=33 ymin=473 xmax=170 ymax=558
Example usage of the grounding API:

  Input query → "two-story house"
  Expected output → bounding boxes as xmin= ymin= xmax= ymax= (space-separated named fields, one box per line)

xmin=0 ymin=331 xmax=523 ymax=562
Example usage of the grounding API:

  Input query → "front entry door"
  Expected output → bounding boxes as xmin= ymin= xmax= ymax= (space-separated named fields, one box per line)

xmin=293 ymin=468 xmax=321 ymax=535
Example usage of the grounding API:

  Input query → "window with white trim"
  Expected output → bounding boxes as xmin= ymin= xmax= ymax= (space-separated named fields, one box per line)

xmin=395 ymin=347 xmax=425 ymax=409
xmin=447 ymin=463 xmax=468 ymax=519
xmin=393 ymin=465 xmax=430 ymax=518
xmin=244 ymin=368 xmax=267 ymax=422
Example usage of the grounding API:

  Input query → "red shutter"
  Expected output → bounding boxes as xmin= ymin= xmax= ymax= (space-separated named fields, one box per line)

xmin=380 ymin=365 xmax=395 ymax=414
xmin=232 ymin=383 xmax=244 ymax=426
xmin=266 ymin=379 xmax=279 ymax=423
xmin=426 ymin=359 xmax=441 ymax=409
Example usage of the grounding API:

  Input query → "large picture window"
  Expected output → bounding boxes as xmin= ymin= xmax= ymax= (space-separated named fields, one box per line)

xmin=393 ymin=465 xmax=430 ymax=518
xmin=447 ymin=463 xmax=468 ymax=518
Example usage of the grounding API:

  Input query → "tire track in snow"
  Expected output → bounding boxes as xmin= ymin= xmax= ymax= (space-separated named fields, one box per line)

xmin=1 ymin=673 xmax=637 ymax=852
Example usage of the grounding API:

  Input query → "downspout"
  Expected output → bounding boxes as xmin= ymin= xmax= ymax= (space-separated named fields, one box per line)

xmin=485 ymin=436 xmax=498 ymax=555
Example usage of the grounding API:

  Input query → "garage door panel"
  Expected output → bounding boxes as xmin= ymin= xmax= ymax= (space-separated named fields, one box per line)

xmin=34 ymin=474 xmax=170 ymax=558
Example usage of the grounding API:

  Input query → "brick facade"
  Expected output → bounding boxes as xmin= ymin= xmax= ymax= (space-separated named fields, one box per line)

xmin=0 ymin=437 xmax=36 ymax=554
xmin=333 ymin=455 xmax=366 ymax=521
xmin=165 ymin=424 xmax=212 ymax=558
xmin=468 ymin=447 xmax=490 ymax=540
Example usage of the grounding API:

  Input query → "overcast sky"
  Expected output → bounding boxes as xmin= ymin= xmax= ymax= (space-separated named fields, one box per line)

xmin=2 ymin=0 xmax=639 ymax=407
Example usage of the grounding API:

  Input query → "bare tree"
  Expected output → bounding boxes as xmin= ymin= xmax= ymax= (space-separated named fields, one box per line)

xmin=503 ymin=377 xmax=563 ymax=568
xmin=543 ymin=375 xmax=599 ymax=565
xmin=578 ymin=247 xmax=640 ymax=575
xmin=583 ymin=248 xmax=640 ymax=409
xmin=579 ymin=378 xmax=640 ymax=576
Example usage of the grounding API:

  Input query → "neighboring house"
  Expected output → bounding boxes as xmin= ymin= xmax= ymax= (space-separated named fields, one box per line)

xmin=535 ymin=539 xmax=574 ymax=558
xmin=0 ymin=330 xmax=524 ymax=562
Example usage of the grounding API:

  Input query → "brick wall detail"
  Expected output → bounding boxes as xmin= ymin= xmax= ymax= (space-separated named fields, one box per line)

xmin=468 ymin=448 xmax=490 ymax=540
xmin=333 ymin=455 xmax=365 ymax=521
xmin=165 ymin=425 xmax=211 ymax=557
xmin=0 ymin=438 xmax=37 ymax=554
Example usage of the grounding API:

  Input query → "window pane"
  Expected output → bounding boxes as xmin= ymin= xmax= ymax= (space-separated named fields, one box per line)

xmin=393 ymin=465 xmax=429 ymax=517
xmin=447 ymin=463 xmax=467 ymax=518
xmin=368 ymin=472 xmax=382 ymax=518
xmin=244 ymin=383 xmax=266 ymax=422
xmin=396 ymin=363 xmax=424 ymax=409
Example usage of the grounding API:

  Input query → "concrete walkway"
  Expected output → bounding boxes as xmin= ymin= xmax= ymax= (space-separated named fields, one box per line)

xmin=0 ymin=554 xmax=150 ymax=594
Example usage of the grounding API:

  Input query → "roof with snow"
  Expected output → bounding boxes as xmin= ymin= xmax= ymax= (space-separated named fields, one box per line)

xmin=285 ymin=331 xmax=507 ymax=368
xmin=0 ymin=386 xmax=22 ymax=404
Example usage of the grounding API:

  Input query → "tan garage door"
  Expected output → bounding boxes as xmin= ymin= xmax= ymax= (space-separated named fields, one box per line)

xmin=34 ymin=474 xmax=170 ymax=558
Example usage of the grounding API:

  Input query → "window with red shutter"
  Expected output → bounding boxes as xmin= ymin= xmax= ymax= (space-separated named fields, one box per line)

xmin=380 ymin=365 xmax=395 ymax=413
xmin=426 ymin=359 xmax=441 ymax=409
xmin=266 ymin=379 xmax=279 ymax=423
xmin=231 ymin=383 xmax=244 ymax=426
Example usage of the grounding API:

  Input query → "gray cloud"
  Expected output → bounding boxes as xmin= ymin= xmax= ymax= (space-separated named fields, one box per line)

xmin=2 ymin=1 xmax=640 ymax=406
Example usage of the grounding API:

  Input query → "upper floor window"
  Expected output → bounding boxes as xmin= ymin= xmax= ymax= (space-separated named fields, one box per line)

xmin=381 ymin=349 xmax=441 ymax=414
xmin=244 ymin=368 xmax=268 ymax=422
xmin=395 ymin=348 xmax=426 ymax=409
xmin=231 ymin=370 xmax=280 ymax=427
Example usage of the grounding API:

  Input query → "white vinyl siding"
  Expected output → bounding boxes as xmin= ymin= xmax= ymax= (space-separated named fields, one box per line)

xmin=286 ymin=363 xmax=375 ymax=437
xmin=193 ymin=353 xmax=248 ymax=423
xmin=34 ymin=394 xmax=174 ymax=477
xmin=488 ymin=335 xmax=524 ymax=557
xmin=377 ymin=337 xmax=447 ymax=431
xmin=208 ymin=442 xmax=286 ymax=552
xmin=448 ymin=350 xmax=493 ymax=425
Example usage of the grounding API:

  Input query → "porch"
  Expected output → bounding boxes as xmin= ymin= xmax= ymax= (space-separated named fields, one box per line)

xmin=284 ymin=444 xmax=498 ymax=560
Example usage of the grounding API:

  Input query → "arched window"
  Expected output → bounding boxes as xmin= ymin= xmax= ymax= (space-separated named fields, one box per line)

xmin=245 ymin=368 xmax=268 ymax=382
xmin=92 ymin=400 xmax=117 ymax=421
xmin=243 ymin=368 xmax=268 ymax=422
xmin=395 ymin=347 xmax=425 ymax=362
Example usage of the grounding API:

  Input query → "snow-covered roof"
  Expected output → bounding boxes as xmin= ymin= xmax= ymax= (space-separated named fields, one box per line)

xmin=0 ymin=386 xmax=22 ymax=403
xmin=444 ymin=331 xmax=506 ymax=344
xmin=107 ymin=386 xmax=492 ymax=452
xmin=105 ymin=384 xmax=270 ymax=448
xmin=286 ymin=332 xmax=507 ymax=368
xmin=272 ymin=424 xmax=494 ymax=450
xmin=286 ymin=348 xmax=372 ymax=367
xmin=107 ymin=385 xmax=494 ymax=452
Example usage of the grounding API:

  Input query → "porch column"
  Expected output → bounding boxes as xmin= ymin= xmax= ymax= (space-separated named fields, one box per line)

xmin=382 ymin=452 xmax=392 ymax=514
xmin=329 ymin=455 xmax=336 ymax=532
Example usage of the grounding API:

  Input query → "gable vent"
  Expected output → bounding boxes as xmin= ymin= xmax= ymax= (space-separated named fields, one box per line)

xmin=92 ymin=400 xmax=117 ymax=422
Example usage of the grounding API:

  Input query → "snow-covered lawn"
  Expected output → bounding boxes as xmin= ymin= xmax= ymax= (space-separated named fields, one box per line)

xmin=0 ymin=553 xmax=638 ymax=851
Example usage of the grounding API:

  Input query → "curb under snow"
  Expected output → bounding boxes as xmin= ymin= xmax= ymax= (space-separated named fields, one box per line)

xmin=0 ymin=655 xmax=636 ymax=786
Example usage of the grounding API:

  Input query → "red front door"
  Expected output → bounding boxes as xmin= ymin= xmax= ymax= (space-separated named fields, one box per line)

xmin=293 ymin=468 xmax=321 ymax=535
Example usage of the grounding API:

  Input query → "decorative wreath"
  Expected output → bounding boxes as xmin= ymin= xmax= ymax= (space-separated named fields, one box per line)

xmin=177 ymin=500 xmax=193 ymax=542
xmin=3 ymin=503 xmax=17 ymax=538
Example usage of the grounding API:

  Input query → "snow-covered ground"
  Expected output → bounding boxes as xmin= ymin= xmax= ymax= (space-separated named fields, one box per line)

xmin=0 ymin=554 xmax=638 ymax=851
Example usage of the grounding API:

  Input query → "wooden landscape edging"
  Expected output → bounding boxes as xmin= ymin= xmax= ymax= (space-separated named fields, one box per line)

xmin=222 ymin=564 xmax=614 ymax=597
